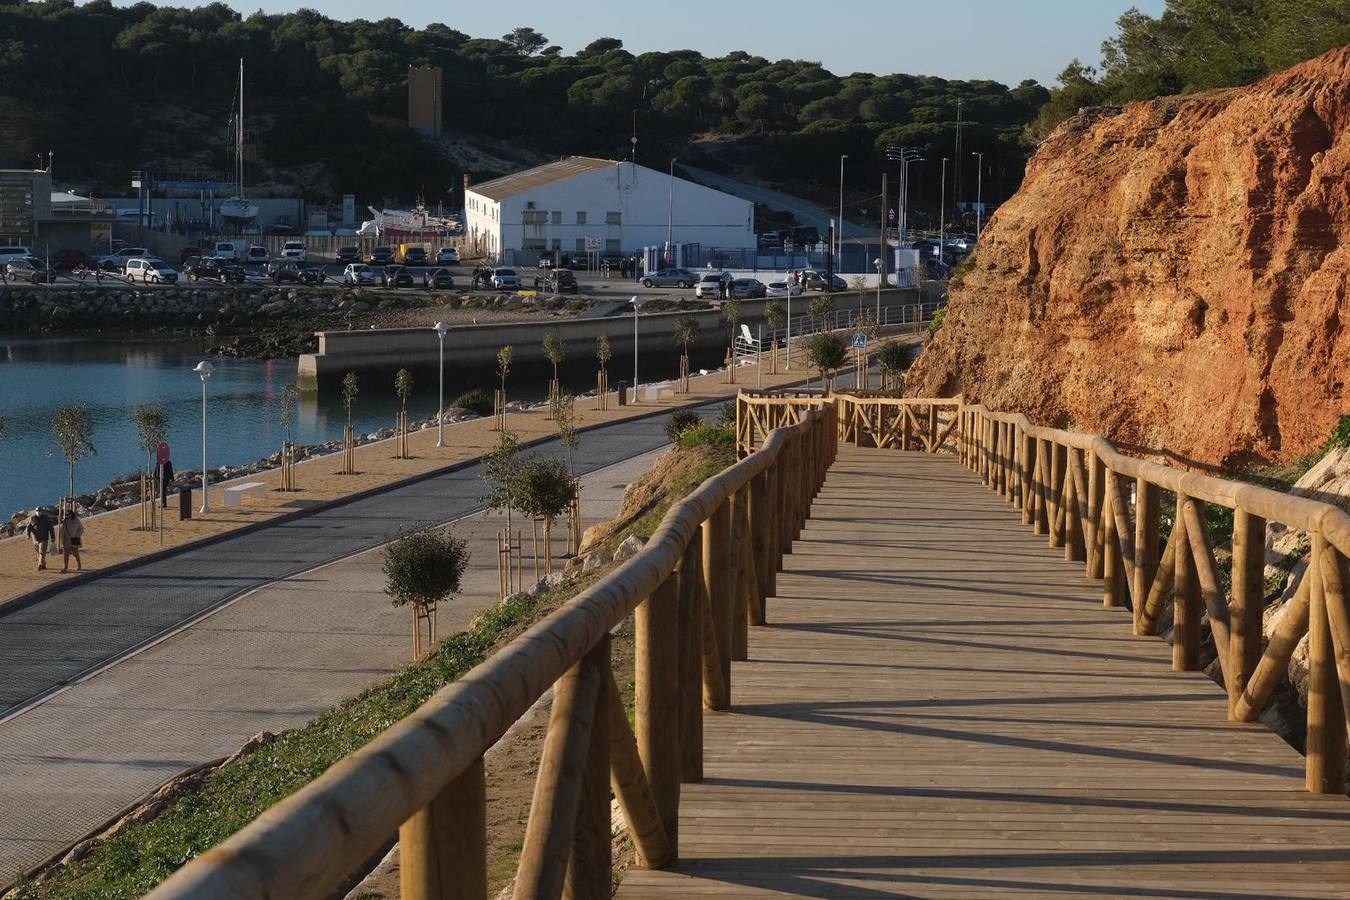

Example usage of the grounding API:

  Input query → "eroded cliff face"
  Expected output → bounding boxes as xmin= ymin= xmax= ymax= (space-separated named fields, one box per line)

xmin=909 ymin=47 xmax=1350 ymax=468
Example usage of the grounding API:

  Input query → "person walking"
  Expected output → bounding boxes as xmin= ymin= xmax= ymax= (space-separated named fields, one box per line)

xmin=59 ymin=505 xmax=84 ymax=573
xmin=158 ymin=456 xmax=175 ymax=508
xmin=26 ymin=508 xmax=55 ymax=572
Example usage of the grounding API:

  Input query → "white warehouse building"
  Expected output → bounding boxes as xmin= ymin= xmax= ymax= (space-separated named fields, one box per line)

xmin=464 ymin=156 xmax=754 ymax=263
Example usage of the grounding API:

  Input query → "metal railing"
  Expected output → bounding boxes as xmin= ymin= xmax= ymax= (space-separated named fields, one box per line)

xmin=147 ymin=406 xmax=838 ymax=900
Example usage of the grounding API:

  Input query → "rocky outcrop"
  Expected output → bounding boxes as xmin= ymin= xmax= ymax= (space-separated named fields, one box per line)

xmin=909 ymin=47 xmax=1350 ymax=468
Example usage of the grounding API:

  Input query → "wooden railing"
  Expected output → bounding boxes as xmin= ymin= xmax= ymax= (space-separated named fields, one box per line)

xmin=959 ymin=403 xmax=1350 ymax=795
xmin=147 ymin=405 xmax=838 ymax=900
xmin=736 ymin=391 xmax=962 ymax=457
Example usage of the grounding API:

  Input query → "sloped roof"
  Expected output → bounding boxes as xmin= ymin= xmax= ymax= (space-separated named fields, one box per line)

xmin=467 ymin=157 xmax=617 ymax=202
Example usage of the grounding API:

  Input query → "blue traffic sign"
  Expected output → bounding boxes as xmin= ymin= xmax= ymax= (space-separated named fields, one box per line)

xmin=852 ymin=334 xmax=868 ymax=349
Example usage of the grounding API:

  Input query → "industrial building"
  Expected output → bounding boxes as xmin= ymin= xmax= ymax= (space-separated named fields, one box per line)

xmin=463 ymin=157 xmax=755 ymax=263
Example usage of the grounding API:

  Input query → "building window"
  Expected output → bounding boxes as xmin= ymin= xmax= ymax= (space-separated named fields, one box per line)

xmin=523 ymin=238 xmax=546 ymax=251
xmin=576 ymin=211 xmax=587 ymax=225
xmin=575 ymin=238 xmax=587 ymax=253
xmin=523 ymin=210 xmax=546 ymax=226
xmin=605 ymin=239 xmax=621 ymax=253
xmin=605 ymin=211 xmax=621 ymax=225
xmin=551 ymin=211 xmax=561 ymax=225
xmin=551 ymin=238 xmax=561 ymax=250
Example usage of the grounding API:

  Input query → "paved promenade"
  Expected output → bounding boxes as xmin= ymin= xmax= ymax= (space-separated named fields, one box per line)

xmin=0 ymin=446 xmax=666 ymax=886
xmin=619 ymin=448 xmax=1350 ymax=898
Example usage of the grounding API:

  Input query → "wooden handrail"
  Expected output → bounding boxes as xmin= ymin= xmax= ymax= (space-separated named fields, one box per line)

xmin=148 ymin=405 xmax=839 ymax=900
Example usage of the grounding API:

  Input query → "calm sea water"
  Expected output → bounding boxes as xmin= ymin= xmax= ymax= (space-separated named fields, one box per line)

xmin=0 ymin=336 xmax=496 ymax=516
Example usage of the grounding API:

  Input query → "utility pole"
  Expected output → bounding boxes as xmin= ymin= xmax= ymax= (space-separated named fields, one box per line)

xmin=666 ymin=157 xmax=677 ymax=265
xmin=877 ymin=171 xmax=886 ymax=322
xmin=837 ymin=155 xmax=848 ymax=262
xmin=972 ymin=151 xmax=985 ymax=237
xmin=939 ymin=156 xmax=948 ymax=262
xmin=954 ymin=99 xmax=964 ymax=212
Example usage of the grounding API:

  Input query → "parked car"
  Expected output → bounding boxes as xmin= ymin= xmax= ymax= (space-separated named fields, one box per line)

xmin=96 ymin=246 xmax=149 ymax=268
xmin=401 ymin=246 xmax=428 ymax=266
xmin=694 ymin=272 xmax=734 ymax=299
xmin=381 ymin=264 xmax=415 ymax=288
xmin=537 ymin=253 xmax=555 ymax=269
xmin=435 ymin=246 xmax=460 ymax=265
xmin=534 ymin=267 xmax=578 ymax=294
xmin=49 ymin=249 xmax=91 ymax=270
xmin=489 ymin=267 xmax=521 ymax=289
xmin=125 ymin=257 xmax=178 ymax=284
xmin=185 ymin=256 xmax=246 ymax=283
xmin=765 ymin=280 xmax=803 ymax=298
xmin=801 ymin=270 xmax=847 ymax=292
xmin=4 ymin=257 xmax=56 ymax=284
xmin=211 ymin=241 xmax=240 ymax=261
xmin=343 ymin=263 xmax=375 ymax=285
xmin=270 ymin=260 xmax=323 ymax=285
xmin=641 ymin=268 xmax=697 ymax=288
xmin=245 ymin=245 xmax=269 ymax=265
xmin=281 ymin=240 xmax=307 ymax=262
xmin=729 ymin=277 xmax=767 ymax=299
xmin=423 ymin=268 xmax=455 ymax=290
xmin=0 ymin=245 xmax=33 ymax=264
xmin=336 ymin=245 xmax=361 ymax=264
xmin=368 ymin=247 xmax=395 ymax=266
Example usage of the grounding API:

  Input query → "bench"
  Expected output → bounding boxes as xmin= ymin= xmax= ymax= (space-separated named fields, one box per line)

xmin=223 ymin=481 xmax=266 ymax=507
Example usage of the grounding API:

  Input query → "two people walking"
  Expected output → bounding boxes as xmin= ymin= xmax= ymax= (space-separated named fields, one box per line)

xmin=25 ymin=503 xmax=83 ymax=573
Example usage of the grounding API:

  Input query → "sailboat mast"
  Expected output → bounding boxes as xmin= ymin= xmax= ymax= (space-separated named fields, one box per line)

xmin=237 ymin=58 xmax=244 ymax=196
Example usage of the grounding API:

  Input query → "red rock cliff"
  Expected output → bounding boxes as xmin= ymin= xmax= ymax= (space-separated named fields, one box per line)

xmin=907 ymin=47 xmax=1350 ymax=468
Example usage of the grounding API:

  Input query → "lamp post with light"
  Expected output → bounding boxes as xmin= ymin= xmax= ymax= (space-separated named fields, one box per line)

xmin=630 ymin=295 xmax=641 ymax=404
xmin=837 ymin=154 xmax=848 ymax=261
xmin=433 ymin=321 xmax=448 ymax=447
xmin=193 ymin=360 xmax=213 ymax=514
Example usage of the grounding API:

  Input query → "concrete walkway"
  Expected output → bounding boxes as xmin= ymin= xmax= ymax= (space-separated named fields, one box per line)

xmin=0 ymin=407 xmax=696 ymax=717
xmin=0 ymin=446 xmax=667 ymax=886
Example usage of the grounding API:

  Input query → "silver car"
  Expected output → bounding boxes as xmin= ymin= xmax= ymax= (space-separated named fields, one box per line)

xmin=490 ymin=267 xmax=521 ymax=289
xmin=343 ymin=263 xmax=375 ymax=285
xmin=694 ymin=272 xmax=733 ymax=299
xmin=641 ymin=268 xmax=697 ymax=288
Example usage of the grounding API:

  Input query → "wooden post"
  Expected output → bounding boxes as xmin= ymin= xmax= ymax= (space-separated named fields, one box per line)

xmin=1064 ymin=450 xmax=1086 ymax=563
xmin=1048 ymin=443 xmax=1066 ymax=549
xmin=564 ymin=638 xmax=611 ymax=900
xmin=513 ymin=640 xmax=604 ymax=900
xmin=400 ymin=757 xmax=487 ymax=900
xmin=1236 ymin=571 xmax=1311 ymax=721
xmin=1229 ymin=509 xmax=1265 ymax=718
xmin=1133 ymin=479 xmax=1159 ymax=635
xmin=1101 ymin=478 xmax=1123 ymax=607
xmin=703 ymin=502 xmax=733 ymax=706
xmin=731 ymin=487 xmax=751 ymax=661
xmin=1172 ymin=494 xmax=1201 ymax=671
xmin=636 ymin=577 xmax=680 ymax=856
xmin=1032 ymin=439 xmax=1049 ymax=535
xmin=750 ymin=471 xmax=771 ymax=621
xmin=606 ymin=670 xmax=671 ymax=869
xmin=1086 ymin=452 xmax=1106 ymax=579
xmin=1306 ymin=535 xmax=1346 ymax=794
xmin=677 ymin=540 xmax=704 ymax=783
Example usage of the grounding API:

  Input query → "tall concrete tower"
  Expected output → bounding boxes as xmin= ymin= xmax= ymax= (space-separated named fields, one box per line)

xmin=408 ymin=66 xmax=442 ymax=138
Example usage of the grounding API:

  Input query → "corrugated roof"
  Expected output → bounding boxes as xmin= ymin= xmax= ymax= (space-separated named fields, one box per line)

xmin=467 ymin=157 xmax=618 ymax=202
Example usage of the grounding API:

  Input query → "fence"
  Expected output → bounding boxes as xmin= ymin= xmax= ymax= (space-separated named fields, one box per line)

xmin=146 ymin=405 xmax=839 ymax=900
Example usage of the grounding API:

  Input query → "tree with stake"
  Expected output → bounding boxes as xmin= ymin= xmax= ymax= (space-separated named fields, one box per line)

xmin=496 ymin=344 xmax=512 ymax=429
xmin=513 ymin=456 xmax=577 ymax=577
xmin=133 ymin=403 xmax=167 ymax=478
xmin=722 ymin=299 xmax=741 ymax=383
xmin=875 ymin=341 xmax=910 ymax=393
xmin=673 ymin=315 xmax=698 ymax=393
xmin=341 ymin=370 xmax=359 ymax=474
xmin=482 ymin=429 xmax=521 ymax=532
xmin=51 ymin=404 xmax=96 ymax=502
xmin=809 ymin=293 xmax=834 ymax=331
xmin=803 ymin=332 xmax=849 ymax=393
xmin=551 ymin=391 xmax=582 ymax=555
xmin=394 ymin=367 xmax=414 ymax=458
xmin=764 ymin=298 xmax=785 ymax=374
xmin=595 ymin=334 xmax=612 ymax=409
xmin=382 ymin=525 xmax=469 ymax=658
xmin=279 ymin=383 xmax=298 ymax=489
xmin=542 ymin=332 xmax=565 ymax=405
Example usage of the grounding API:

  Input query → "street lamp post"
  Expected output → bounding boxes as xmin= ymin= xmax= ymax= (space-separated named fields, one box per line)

xmin=837 ymin=155 xmax=848 ymax=262
xmin=939 ymin=156 xmax=949 ymax=263
xmin=630 ymin=295 xmax=640 ymax=404
xmin=873 ymin=257 xmax=882 ymax=323
xmin=193 ymin=360 xmax=213 ymax=513
xmin=433 ymin=321 xmax=448 ymax=447
xmin=666 ymin=157 xmax=677 ymax=266
xmin=972 ymin=151 xmax=985 ymax=237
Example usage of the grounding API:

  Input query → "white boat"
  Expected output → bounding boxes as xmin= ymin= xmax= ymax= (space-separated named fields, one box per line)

xmin=219 ymin=60 xmax=258 ymax=224
xmin=357 ymin=204 xmax=461 ymax=238
xmin=219 ymin=197 xmax=259 ymax=220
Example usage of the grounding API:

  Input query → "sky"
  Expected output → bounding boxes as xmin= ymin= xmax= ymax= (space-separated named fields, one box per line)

xmin=114 ymin=0 xmax=1170 ymax=87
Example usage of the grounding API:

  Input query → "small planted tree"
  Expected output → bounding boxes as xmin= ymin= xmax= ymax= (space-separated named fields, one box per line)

xmin=341 ymin=370 xmax=360 ymax=474
xmin=382 ymin=525 xmax=469 ymax=658
xmin=764 ymin=298 xmax=785 ymax=373
xmin=673 ymin=316 xmax=699 ymax=393
xmin=279 ymin=382 xmax=298 ymax=489
xmin=133 ymin=403 xmax=168 ymax=476
xmin=595 ymin=334 xmax=612 ymax=409
xmin=722 ymin=299 xmax=742 ymax=384
xmin=551 ymin=392 xmax=582 ymax=554
xmin=496 ymin=344 xmax=513 ymax=429
xmin=514 ymin=456 xmax=578 ymax=577
xmin=542 ymin=332 xmax=565 ymax=405
xmin=876 ymin=341 xmax=909 ymax=393
xmin=809 ymin=293 xmax=835 ymax=330
xmin=51 ymin=403 xmax=96 ymax=501
xmin=394 ymin=367 xmax=414 ymax=458
xmin=803 ymin=332 xmax=849 ymax=393
xmin=483 ymin=429 xmax=521 ymax=532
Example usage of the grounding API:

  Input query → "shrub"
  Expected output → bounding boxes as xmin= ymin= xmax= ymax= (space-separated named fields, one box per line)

xmin=383 ymin=526 xmax=469 ymax=611
xmin=452 ymin=388 xmax=493 ymax=417
xmin=513 ymin=457 xmax=577 ymax=523
xmin=666 ymin=409 xmax=703 ymax=443
xmin=803 ymin=332 xmax=849 ymax=384
xmin=717 ymin=401 xmax=737 ymax=428
xmin=1327 ymin=415 xmax=1350 ymax=452
xmin=677 ymin=422 xmax=735 ymax=453
xmin=926 ymin=307 xmax=946 ymax=338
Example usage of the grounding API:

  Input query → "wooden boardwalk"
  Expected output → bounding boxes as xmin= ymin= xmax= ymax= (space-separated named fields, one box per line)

xmin=618 ymin=447 xmax=1350 ymax=898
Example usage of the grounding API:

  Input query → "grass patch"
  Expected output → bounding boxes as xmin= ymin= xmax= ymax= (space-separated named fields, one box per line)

xmin=12 ymin=586 xmax=572 ymax=900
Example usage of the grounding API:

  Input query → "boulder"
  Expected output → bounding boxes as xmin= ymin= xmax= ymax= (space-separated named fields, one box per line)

xmin=613 ymin=534 xmax=647 ymax=563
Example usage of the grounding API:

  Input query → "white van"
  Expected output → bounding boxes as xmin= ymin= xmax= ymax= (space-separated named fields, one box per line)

xmin=281 ymin=240 xmax=307 ymax=262
xmin=124 ymin=258 xmax=178 ymax=284
xmin=0 ymin=245 xmax=33 ymax=263
xmin=213 ymin=241 xmax=239 ymax=261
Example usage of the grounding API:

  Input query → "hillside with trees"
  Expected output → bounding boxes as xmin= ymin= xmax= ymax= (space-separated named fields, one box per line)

xmin=0 ymin=1 xmax=1046 ymax=212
